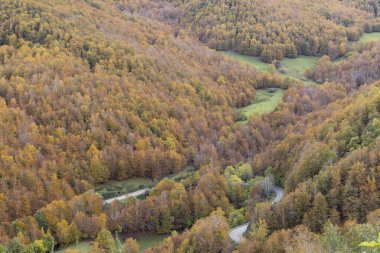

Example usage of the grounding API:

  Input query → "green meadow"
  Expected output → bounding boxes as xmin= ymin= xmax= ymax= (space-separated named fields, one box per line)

xmin=222 ymin=52 xmax=318 ymax=86
xmin=236 ymin=89 xmax=285 ymax=124
xmin=56 ymin=234 xmax=168 ymax=253
xmin=56 ymin=241 xmax=91 ymax=253
xmin=280 ymin=56 xmax=319 ymax=85
xmin=357 ymin=32 xmax=380 ymax=43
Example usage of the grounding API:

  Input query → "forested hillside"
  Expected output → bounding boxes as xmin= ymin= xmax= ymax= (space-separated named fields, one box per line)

xmin=0 ymin=0 xmax=295 ymax=221
xmin=145 ymin=85 xmax=380 ymax=253
xmin=2 ymin=83 xmax=378 ymax=252
xmin=252 ymin=85 xmax=380 ymax=224
xmin=0 ymin=0 xmax=379 ymax=252
xmin=117 ymin=0 xmax=380 ymax=61
xmin=313 ymin=41 xmax=380 ymax=88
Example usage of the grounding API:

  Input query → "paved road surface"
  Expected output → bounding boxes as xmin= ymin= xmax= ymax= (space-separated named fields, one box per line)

xmin=229 ymin=186 xmax=284 ymax=243
xmin=103 ymin=189 xmax=150 ymax=204
xmin=229 ymin=223 xmax=250 ymax=243
xmin=272 ymin=186 xmax=284 ymax=204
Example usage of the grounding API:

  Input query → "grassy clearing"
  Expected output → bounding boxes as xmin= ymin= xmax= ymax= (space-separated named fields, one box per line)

xmin=55 ymin=234 xmax=168 ymax=253
xmin=236 ymin=89 xmax=284 ymax=123
xmin=136 ymin=234 xmax=169 ymax=252
xmin=280 ymin=56 xmax=319 ymax=85
xmin=222 ymin=52 xmax=317 ymax=86
xmin=357 ymin=32 xmax=380 ymax=43
xmin=222 ymin=51 xmax=269 ymax=71
xmin=56 ymin=241 xmax=91 ymax=253
xmin=95 ymin=177 xmax=154 ymax=199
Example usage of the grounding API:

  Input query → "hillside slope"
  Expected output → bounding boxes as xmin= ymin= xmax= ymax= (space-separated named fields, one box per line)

xmin=0 ymin=0 xmax=279 ymax=220
xmin=313 ymin=41 xmax=380 ymax=88
xmin=138 ymin=84 xmax=380 ymax=253
xmin=0 ymin=1 xmax=379 ymax=252
xmin=117 ymin=0 xmax=379 ymax=61
xmin=251 ymin=84 xmax=380 ymax=230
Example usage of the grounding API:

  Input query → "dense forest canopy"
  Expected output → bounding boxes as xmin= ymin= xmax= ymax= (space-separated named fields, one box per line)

xmin=312 ymin=41 xmax=380 ymax=88
xmin=344 ymin=0 xmax=380 ymax=16
xmin=116 ymin=0 xmax=380 ymax=61
xmin=0 ymin=0 xmax=286 ymax=221
xmin=0 ymin=0 xmax=379 ymax=252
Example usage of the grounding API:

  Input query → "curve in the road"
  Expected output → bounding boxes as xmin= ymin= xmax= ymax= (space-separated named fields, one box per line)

xmin=103 ymin=188 xmax=151 ymax=204
xmin=272 ymin=186 xmax=284 ymax=204
xmin=229 ymin=186 xmax=284 ymax=244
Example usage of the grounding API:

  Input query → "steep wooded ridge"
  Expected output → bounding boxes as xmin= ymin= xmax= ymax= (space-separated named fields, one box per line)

xmin=0 ymin=0 xmax=280 ymax=220
xmin=117 ymin=0 xmax=380 ymax=61
xmin=0 ymin=0 xmax=379 ymax=252
xmin=145 ymin=85 xmax=380 ymax=253
xmin=253 ymin=85 xmax=380 ymax=224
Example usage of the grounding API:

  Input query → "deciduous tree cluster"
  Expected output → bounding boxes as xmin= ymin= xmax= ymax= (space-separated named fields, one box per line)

xmin=313 ymin=41 xmax=380 ymax=89
xmin=0 ymin=0 xmax=294 ymax=223
xmin=117 ymin=0 xmax=379 ymax=62
xmin=251 ymin=85 xmax=380 ymax=233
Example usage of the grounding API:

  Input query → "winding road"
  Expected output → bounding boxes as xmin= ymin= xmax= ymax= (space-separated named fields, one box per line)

xmin=229 ymin=186 xmax=284 ymax=244
xmin=104 ymin=185 xmax=283 ymax=243
xmin=103 ymin=188 xmax=151 ymax=204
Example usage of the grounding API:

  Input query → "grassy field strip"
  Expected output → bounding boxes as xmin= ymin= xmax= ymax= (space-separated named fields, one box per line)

xmin=56 ymin=234 xmax=169 ymax=253
xmin=56 ymin=241 xmax=90 ymax=253
xmin=221 ymin=52 xmax=269 ymax=71
xmin=222 ymin=52 xmax=318 ymax=86
xmin=280 ymin=56 xmax=319 ymax=85
xmin=222 ymin=52 xmax=316 ymax=122
xmin=235 ymin=89 xmax=284 ymax=123
xmin=356 ymin=32 xmax=380 ymax=44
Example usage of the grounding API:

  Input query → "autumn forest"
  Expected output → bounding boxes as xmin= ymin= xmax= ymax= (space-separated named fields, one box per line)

xmin=0 ymin=0 xmax=379 ymax=252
